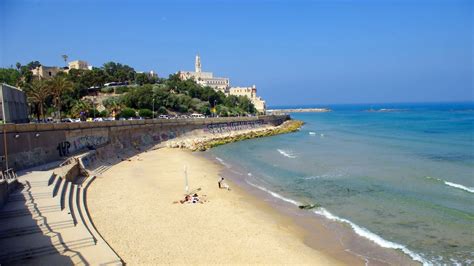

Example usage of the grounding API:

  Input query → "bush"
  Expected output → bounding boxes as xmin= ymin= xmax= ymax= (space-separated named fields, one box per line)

xmin=138 ymin=108 xmax=153 ymax=118
xmin=120 ymin=107 xmax=136 ymax=119
xmin=158 ymin=106 xmax=167 ymax=114
xmin=99 ymin=110 xmax=109 ymax=117
xmin=115 ymin=86 xmax=130 ymax=94
xmin=101 ymin=87 xmax=114 ymax=93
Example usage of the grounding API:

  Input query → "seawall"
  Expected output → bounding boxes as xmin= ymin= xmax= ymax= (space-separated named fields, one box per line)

xmin=0 ymin=115 xmax=289 ymax=171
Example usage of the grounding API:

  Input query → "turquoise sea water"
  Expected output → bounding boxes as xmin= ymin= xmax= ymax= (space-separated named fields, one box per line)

xmin=209 ymin=103 xmax=474 ymax=265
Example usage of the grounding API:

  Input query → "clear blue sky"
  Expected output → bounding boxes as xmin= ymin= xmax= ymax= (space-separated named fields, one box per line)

xmin=1 ymin=0 xmax=472 ymax=106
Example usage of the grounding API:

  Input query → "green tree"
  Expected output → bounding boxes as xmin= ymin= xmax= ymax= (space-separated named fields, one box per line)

xmin=24 ymin=80 xmax=50 ymax=120
xmin=70 ymin=99 xmax=93 ymax=118
xmin=120 ymin=107 xmax=136 ymax=119
xmin=138 ymin=108 xmax=153 ymax=118
xmin=0 ymin=68 xmax=21 ymax=86
xmin=135 ymin=73 xmax=150 ymax=85
xmin=158 ymin=106 xmax=167 ymax=114
xmin=47 ymin=76 xmax=74 ymax=119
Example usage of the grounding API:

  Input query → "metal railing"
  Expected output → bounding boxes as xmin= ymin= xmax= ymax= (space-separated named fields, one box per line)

xmin=0 ymin=168 xmax=17 ymax=182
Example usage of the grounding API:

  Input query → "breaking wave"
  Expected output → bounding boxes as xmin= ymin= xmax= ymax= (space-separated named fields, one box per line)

xmin=277 ymin=149 xmax=297 ymax=159
xmin=426 ymin=176 xmax=474 ymax=193
xmin=215 ymin=157 xmax=231 ymax=168
xmin=246 ymin=180 xmax=430 ymax=265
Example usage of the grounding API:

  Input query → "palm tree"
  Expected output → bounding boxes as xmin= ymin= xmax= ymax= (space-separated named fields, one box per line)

xmin=48 ymin=76 xmax=73 ymax=120
xmin=25 ymin=80 xmax=50 ymax=121
xmin=70 ymin=99 xmax=92 ymax=119
xmin=62 ymin=54 xmax=68 ymax=67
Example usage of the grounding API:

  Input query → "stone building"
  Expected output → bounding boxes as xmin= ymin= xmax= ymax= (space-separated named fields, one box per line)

xmin=0 ymin=84 xmax=29 ymax=123
xmin=31 ymin=66 xmax=63 ymax=80
xmin=178 ymin=55 xmax=230 ymax=93
xmin=68 ymin=60 xmax=90 ymax=70
xmin=229 ymin=85 xmax=266 ymax=114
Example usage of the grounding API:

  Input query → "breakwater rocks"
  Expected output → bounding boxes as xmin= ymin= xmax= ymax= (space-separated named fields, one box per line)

xmin=268 ymin=108 xmax=331 ymax=113
xmin=166 ymin=120 xmax=304 ymax=151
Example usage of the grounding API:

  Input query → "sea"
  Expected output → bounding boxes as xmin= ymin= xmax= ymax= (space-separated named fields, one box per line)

xmin=206 ymin=102 xmax=474 ymax=265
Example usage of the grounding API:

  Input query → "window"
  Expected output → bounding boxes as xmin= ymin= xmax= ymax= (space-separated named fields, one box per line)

xmin=48 ymin=72 xmax=52 ymax=76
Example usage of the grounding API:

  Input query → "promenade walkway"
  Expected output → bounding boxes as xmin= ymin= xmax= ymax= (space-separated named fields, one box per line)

xmin=0 ymin=162 xmax=122 ymax=265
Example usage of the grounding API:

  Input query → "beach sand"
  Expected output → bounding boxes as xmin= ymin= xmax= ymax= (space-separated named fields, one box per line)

xmin=88 ymin=148 xmax=345 ymax=264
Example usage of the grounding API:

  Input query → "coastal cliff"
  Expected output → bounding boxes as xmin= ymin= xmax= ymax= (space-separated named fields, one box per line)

xmin=165 ymin=120 xmax=304 ymax=151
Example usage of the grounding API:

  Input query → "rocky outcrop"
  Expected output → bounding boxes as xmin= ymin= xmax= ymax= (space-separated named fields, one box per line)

xmin=166 ymin=120 xmax=304 ymax=151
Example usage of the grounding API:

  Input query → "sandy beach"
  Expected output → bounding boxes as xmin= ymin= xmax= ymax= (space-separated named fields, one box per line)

xmin=88 ymin=148 xmax=345 ymax=264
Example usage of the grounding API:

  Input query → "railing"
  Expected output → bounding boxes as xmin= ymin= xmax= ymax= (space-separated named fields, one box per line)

xmin=0 ymin=168 xmax=17 ymax=182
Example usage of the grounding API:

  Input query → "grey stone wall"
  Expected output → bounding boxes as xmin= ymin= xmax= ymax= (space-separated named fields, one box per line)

xmin=0 ymin=115 xmax=289 ymax=171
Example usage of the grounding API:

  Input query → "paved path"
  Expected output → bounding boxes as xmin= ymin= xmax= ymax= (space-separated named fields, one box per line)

xmin=0 ymin=164 xmax=122 ymax=265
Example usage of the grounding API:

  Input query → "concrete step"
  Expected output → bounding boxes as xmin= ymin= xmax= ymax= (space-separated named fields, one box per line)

xmin=0 ymin=220 xmax=75 ymax=240
xmin=52 ymin=176 xmax=63 ymax=198
xmin=0 ymin=205 xmax=62 ymax=220
xmin=0 ymin=236 xmax=95 ymax=264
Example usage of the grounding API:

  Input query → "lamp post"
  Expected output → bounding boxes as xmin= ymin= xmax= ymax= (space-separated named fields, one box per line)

xmin=93 ymin=97 xmax=96 ymax=119
xmin=152 ymin=98 xmax=155 ymax=119
xmin=213 ymin=100 xmax=216 ymax=117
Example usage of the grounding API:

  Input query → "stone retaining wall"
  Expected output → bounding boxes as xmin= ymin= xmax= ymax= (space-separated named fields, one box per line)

xmin=0 ymin=115 xmax=289 ymax=171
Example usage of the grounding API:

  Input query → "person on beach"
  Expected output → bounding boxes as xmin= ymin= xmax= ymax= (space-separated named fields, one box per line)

xmin=218 ymin=177 xmax=231 ymax=190
xmin=179 ymin=195 xmax=192 ymax=204
xmin=176 ymin=193 xmax=207 ymax=204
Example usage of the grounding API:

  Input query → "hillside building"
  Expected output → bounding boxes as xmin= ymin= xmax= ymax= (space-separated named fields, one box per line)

xmin=31 ymin=66 xmax=63 ymax=80
xmin=229 ymin=85 xmax=266 ymax=114
xmin=68 ymin=60 xmax=89 ymax=70
xmin=178 ymin=55 xmax=230 ymax=93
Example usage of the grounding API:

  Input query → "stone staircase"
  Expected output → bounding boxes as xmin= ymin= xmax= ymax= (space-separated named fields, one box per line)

xmin=0 ymin=166 xmax=123 ymax=265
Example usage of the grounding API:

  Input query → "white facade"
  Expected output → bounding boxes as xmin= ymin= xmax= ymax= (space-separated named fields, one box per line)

xmin=229 ymin=85 xmax=266 ymax=114
xmin=68 ymin=60 xmax=89 ymax=70
xmin=179 ymin=55 xmax=230 ymax=93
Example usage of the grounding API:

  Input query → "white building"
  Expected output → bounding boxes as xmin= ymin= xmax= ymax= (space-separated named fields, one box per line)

xmin=229 ymin=85 xmax=266 ymax=114
xmin=178 ymin=55 xmax=229 ymax=93
xmin=68 ymin=60 xmax=89 ymax=70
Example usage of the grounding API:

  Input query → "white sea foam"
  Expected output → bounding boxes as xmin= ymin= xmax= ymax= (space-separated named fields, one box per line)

xmin=426 ymin=176 xmax=474 ymax=193
xmin=277 ymin=149 xmax=297 ymax=159
xmin=215 ymin=157 xmax=231 ymax=168
xmin=444 ymin=181 xmax=474 ymax=193
xmin=246 ymin=181 xmax=302 ymax=206
xmin=312 ymin=208 xmax=430 ymax=265
xmin=309 ymin=131 xmax=317 ymax=135
xmin=246 ymin=180 xmax=430 ymax=265
xmin=247 ymin=172 xmax=252 ymax=176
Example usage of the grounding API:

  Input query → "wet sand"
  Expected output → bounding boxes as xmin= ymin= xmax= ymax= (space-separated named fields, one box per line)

xmin=88 ymin=148 xmax=351 ymax=264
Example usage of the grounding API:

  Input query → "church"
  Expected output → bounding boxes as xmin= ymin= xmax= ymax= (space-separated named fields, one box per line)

xmin=178 ymin=55 xmax=230 ymax=93
xmin=178 ymin=55 xmax=266 ymax=113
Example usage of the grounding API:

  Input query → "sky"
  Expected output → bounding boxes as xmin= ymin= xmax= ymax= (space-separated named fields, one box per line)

xmin=0 ymin=0 xmax=473 ymax=106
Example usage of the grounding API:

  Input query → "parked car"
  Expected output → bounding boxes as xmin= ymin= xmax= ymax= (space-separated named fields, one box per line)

xmin=158 ymin=115 xmax=169 ymax=119
xmin=61 ymin=118 xmax=75 ymax=123
xmin=190 ymin=113 xmax=205 ymax=119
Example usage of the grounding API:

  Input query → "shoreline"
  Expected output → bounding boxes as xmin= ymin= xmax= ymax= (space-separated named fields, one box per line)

xmin=87 ymin=148 xmax=348 ymax=264
xmin=85 ymin=118 xmax=418 ymax=265
xmin=202 ymin=152 xmax=420 ymax=266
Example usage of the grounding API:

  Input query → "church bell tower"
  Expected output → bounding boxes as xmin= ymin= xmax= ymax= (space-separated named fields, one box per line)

xmin=195 ymin=54 xmax=202 ymax=73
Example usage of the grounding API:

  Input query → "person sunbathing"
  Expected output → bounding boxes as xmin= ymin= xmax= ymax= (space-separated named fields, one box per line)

xmin=179 ymin=195 xmax=192 ymax=204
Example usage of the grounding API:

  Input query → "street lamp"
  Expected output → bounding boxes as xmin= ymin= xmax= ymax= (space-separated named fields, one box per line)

xmin=152 ymin=98 xmax=155 ymax=119
xmin=93 ymin=97 xmax=96 ymax=119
